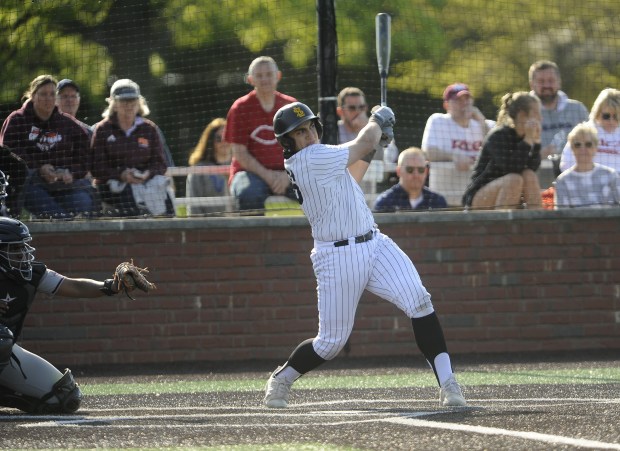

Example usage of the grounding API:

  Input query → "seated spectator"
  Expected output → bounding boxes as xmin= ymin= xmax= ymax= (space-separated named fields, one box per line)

xmin=0 ymin=75 xmax=95 ymax=219
xmin=91 ymin=79 xmax=174 ymax=217
xmin=463 ymin=91 xmax=542 ymax=210
xmin=224 ymin=56 xmax=296 ymax=213
xmin=422 ymin=83 xmax=495 ymax=206
xmin=186 ymin=118 xmax=231 ymax=215
xmin=373 ymin=147 xmax=447 ymax=212
xmin=56 ymin=79 xmax=93 ymax=138
xmin=555 ymin=123 xmax=620 ymax=208
xmin=560 ymin=88 xmax=620 ymax=173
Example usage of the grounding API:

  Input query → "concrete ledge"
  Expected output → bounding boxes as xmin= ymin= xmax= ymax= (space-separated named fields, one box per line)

xmin=27 ymin=207 xmax=620 ymax=233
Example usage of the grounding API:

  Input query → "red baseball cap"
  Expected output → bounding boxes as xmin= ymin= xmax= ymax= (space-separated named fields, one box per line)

xmin=443 ymin=83 xmax=471 ymax=101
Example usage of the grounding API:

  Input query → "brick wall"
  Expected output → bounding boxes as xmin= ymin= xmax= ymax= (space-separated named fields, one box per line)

xmin=21 ymin=209 xmax=620 ymax=366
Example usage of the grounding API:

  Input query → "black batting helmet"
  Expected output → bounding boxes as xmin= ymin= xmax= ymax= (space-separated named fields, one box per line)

xmin=0 ymin=217 xmax=35 ymax=282
xmin=273 ymin=102 xmax=323 ymax=159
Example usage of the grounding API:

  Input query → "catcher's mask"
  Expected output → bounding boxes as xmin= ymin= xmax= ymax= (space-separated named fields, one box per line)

xmin=0 ymin=217 xmax=35 ymax=282
xmin=0 ymin=170 xmax=7 ymax=199
xmin=273 ymin=102 xmax=323 ymax=159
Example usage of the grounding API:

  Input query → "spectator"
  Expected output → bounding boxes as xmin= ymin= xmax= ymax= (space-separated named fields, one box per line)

xmin=0 ymin=217 xmax=144 ymax=413
xmin=91 ymin=79 xmax=173 ymax=217
xmin=0 ymin=75 xmax=95 ymax=219
xmin=186 ymin=118 xmax=231 ymax=215
xmin=555 ymin=123 xmax=620 ymax=208
xmin=422 ymin=83 xmax=495 ymax=205
xmin=0 ymin=145 xmax=29 ymax=218
xmin=337 ymin=87 xmax=399 ymax=165
xmin=560 ymin=88 xmax=620 ymax=173
xmin=528 ymin=60 xmax=589 ymax=166
xmin=373 ymin=147 xmax=447 ymax=212
xmin=55 ymin=79 xmax=93 ymax=138
xmin=223 ymin=56 xmax=297 ymax=213
xmin=462 ymin=92 xmax=543 ymax=210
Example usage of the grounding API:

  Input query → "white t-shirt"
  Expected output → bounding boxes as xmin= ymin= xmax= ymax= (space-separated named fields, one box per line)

xmin=284 ymin=143 xmax=374 ymax=242
xmin=421 ymin=113 xmax=495 ymax=205
xmin=421 ymin=113 xmax=494 ymax=162
xmin=560 ymin=122 xmax=620 ymax=172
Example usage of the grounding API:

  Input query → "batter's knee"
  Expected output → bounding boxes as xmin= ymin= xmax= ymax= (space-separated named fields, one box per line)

xmin=313 ymin=336 xmax=349 ymax=360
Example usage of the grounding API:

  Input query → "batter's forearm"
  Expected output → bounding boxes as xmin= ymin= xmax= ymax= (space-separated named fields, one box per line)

xmin=347 ymin=123 xmax=382 ymax=165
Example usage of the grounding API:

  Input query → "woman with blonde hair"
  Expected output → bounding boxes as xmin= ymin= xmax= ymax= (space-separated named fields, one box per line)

xmin=560 ymin=88 xmax=620 ymax=173
xmin=463 ymin=91 xmax=542 ymax=209
xmin=91 ymin=79 xmax=173 ymax=217
xmin=555 ymin=122 xmax=620 ymax=208
xmin=186 ymin=118 xmax=231 ymax=215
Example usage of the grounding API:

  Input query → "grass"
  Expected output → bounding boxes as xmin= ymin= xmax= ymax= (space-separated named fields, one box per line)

xmin=83 ymin=367 xmax=620 ymax=396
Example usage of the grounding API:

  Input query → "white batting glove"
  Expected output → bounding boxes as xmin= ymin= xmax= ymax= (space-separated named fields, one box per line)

xmin=369 ymin=105 xmax=396 ymax=130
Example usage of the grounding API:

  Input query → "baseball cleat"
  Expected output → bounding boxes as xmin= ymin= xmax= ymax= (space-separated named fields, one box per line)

xmin=264 ymin=366 xmax=292 ymax=408
xmin=439 ymin=375 xmax=467 ymax=407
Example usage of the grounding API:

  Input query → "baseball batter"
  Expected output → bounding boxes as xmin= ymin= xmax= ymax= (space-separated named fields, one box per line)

xmin=264 ymin=102 xmax=466 ymax=408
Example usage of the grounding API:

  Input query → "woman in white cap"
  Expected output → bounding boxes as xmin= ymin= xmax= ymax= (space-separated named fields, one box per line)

xmin=91 ymin=79 xmax=174 ymax=217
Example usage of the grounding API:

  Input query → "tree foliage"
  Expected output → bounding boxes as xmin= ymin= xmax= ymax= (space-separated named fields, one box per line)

xmin=2 ymin=0 xmax=620 ymax=113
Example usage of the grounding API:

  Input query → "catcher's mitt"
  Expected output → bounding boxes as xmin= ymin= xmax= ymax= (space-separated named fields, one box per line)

xmin=113 ymin=259 xmax=156 ymax=300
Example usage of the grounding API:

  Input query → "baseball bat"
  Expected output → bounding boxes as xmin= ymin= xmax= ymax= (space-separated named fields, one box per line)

xmin=375 ymin=13 xmax=392 ymax=106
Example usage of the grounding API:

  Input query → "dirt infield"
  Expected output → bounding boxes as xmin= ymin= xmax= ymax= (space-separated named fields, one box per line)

xmin=2 ymin=351 xmax=619 ymax=450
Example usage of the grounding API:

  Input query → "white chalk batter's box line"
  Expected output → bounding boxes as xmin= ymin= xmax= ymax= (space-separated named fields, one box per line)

xmin=2 ymin=395 xmax=617 ymax=423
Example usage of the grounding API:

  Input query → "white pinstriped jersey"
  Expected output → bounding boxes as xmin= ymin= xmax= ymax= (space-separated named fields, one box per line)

xmin=284 ymin=143 xmax=375 ymax=242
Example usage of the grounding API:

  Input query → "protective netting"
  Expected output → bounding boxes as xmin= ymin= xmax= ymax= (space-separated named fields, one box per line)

xmin=1 ymin=0 xmax=619 ymax=219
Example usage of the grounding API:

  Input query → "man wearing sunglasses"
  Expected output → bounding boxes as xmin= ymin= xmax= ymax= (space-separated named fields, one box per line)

xmin=373 ymin=147 xmax=447 ymax=212
xmin=337 ymin=87 xmax=399 ymax=165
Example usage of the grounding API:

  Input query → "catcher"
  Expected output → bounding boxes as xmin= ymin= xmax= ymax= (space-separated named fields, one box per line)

xmin=0 ymin=217 xmax=154 ymax=413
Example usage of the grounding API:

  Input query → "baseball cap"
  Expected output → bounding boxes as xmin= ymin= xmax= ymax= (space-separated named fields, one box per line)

xmin=110 ymin=79 xmax=140 ymax=100
xmin=443 ymin=83 xmax=471 ymax=101
xmin=57 ymin=79 xmax=80 ymax=93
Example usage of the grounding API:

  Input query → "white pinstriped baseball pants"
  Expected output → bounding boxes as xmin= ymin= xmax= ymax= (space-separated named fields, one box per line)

xmin=310 ymin=229 xmax=434 ymax=360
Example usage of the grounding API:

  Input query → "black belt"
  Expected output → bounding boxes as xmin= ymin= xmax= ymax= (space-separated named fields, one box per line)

xmin=334 ymin=230 xmax=374 ymax=247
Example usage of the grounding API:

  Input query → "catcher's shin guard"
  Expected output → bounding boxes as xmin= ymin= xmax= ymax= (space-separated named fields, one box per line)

xmin=38 ymin=368 xmax=82 ymax=413
xmin=0 ymin=368 xmax=82 ymax=414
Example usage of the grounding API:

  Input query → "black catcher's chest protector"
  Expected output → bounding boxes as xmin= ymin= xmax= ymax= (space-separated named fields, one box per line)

xmin=0 ymin=262 xmax=46 ymax=340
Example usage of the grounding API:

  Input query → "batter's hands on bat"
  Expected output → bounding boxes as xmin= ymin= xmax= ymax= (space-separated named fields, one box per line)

xmin=369 ymin=105 xmax=395 ymax=130
xmin=378 ymin=126 xmax=394 ymax=147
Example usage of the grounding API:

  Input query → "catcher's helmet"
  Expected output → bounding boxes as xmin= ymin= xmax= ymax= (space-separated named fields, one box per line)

xmin=0 ymin=217 xmax=35 ymax=282
xmin=273 ymin=102 xmax=323 ymax=159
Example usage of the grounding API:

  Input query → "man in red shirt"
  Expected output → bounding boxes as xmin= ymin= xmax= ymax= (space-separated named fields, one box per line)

xmin=223 ymin=56 xmax=297 ymax=212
